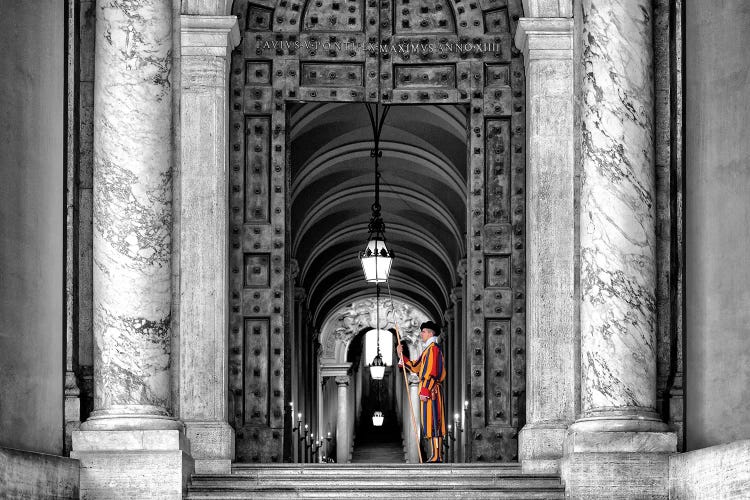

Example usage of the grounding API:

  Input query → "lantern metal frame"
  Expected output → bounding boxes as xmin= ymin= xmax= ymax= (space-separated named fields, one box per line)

xmin=359 ymin=103 xmax=394 ymax=283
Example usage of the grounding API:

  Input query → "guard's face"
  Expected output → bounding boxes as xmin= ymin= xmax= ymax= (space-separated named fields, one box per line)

xmin=420 ymin=328 xmax=433 ymax=342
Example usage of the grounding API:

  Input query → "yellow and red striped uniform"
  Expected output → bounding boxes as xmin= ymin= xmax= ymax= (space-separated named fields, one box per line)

xmin=403 ymin=342 xmax=446 ymax=438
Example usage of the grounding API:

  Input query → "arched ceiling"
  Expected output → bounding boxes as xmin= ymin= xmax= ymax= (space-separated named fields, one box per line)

xmin=290 ymin=103 xmax=468 ymax=325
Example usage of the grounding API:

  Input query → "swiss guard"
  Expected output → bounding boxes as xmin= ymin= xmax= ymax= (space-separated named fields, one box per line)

xmin=397 ymin=321 xmax=447 ymax=463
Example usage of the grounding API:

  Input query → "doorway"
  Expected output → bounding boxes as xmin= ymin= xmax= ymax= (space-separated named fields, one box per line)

xmin=228 ymin=0 xmax=527 ymax=463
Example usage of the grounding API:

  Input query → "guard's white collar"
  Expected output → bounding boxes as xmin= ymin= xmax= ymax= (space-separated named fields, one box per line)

xmin=423 ymin=336 xmax=439 ymax=348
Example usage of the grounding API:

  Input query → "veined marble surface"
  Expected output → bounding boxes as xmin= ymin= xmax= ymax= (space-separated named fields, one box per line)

xmin=579 ymin=0 xmax=657 ymax=415
xmin=91 ymin=0 xmax=173 ymax=416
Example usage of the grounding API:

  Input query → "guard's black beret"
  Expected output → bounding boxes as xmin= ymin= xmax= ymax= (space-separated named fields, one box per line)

xmin=420 ymin=321 xmax=441 ymax=337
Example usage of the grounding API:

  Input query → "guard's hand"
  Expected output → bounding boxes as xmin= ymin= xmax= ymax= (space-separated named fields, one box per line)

xmin=396 ymin=344 xmax=403 ymax=357
xmin=419 ymin=387 xmax=431 ymax=401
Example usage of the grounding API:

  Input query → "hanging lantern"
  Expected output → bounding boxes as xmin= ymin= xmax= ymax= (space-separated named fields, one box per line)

xmin=359 ymin=103 xmax=394 ymax=282
xmin=359 ymin=237 xmax=393 ymax=283
xmin=372 ymin=410 xmax=384 ymax=427
xmin=369 ymin=349 xmax=385 ymax=380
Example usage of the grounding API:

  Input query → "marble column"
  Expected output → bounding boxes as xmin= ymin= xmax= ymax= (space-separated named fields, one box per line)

xmin=564 ymin=1 xmax=675 ymax=497
xmin=178 ymin=14 xmax=240 ymax=475
xmin=83 ymin=0 xmax=177 ymax=433
xmin=72 ymin=2 xmax=191 ymax=498
xmin=514 ymin=17 xmax=577 ymax=474
xmin=407 ymin=374 xmax=421 ymax=463
xmin=335 ymin=376 xmax=350 ymax=463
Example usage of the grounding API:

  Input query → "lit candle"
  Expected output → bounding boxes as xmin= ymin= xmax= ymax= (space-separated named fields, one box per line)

xmin=448 ymin=424 xmax=452 ymax=432
xmin=304 ymin=424 xmax=308 ymax=431
xmin=327 ymin=431 xmax=331 ymax=438
xmin=298 ymin=412 xmax=302 ymax=422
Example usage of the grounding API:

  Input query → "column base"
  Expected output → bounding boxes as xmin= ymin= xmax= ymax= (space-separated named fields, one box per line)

xmin=81 ymin=405 xmax=184 ymax=431
xmin=71 ymin=429 xmax=193 ymax=499
xmin=562 ymin=420 xmax=677 ymax=499
xmin=184 ymin=420 xmax=235 ymax=473
xmin=519 ymin=423 xmax=569 ymax=473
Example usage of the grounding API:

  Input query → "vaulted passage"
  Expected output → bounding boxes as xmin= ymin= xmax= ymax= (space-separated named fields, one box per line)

xmin=227 ymin=0 xmax=528 ymax=463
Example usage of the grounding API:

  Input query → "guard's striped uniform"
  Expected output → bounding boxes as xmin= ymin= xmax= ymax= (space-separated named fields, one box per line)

xmin=403 ymin=342 xmax=446 ymax=438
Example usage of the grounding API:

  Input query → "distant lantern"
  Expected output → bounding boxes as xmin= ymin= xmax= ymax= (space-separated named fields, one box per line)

xmin=372 ymin=410 xmax=384 ymax=427
xmin=369 ymin=348 xmax=385 ymax=380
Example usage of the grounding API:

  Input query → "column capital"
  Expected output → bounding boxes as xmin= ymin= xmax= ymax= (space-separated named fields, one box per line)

xmin=290 ymin=258 xmax=300 ymax=281
xmin=335 ymin=375 xmax=350 ymax=387
xmin=320 ymin=362 xmax=351 ymax=379
xmin=456 ymin=259 xmax=467 ymax=283
xmin=408 ymin=373 xmax=420 ymax=386
xmin=180 ymin=15 xmax=240 ymax=58
xmin=450 ymin=286 xmax=463 ymax=305
xmin=444 ymin=309 xmax=454 ymax=322
xmin=522 ymin=0 xmax=573 ymax=18
xmin=515 ymin=17 xmax=573 ymax=62
xmin=294 ymin=286 xmax=307 ymax=302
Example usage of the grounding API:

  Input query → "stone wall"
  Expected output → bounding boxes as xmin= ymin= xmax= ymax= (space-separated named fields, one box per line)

xmin=685 ymin=0 xmax=750 ymax=450
xmin=669 ymin=440 xmax=750 ymax=499
xmin=0 ymin=447 xmax=79 ymax=499
xmin=0 ymin=0 xmax=65 ymax=455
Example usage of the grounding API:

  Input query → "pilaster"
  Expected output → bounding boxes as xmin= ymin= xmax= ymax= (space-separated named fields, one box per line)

xmin=178 ymin=14 xmax=240 ymax=474
xmin=515 ymin=17 xmax=577 ymax=474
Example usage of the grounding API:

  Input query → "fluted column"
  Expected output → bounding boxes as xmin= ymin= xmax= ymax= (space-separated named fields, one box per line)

xmin=515 ymin=17 xmax=577 ymax=474
xmin=407 ymin=374 xmax=421 ymax=463
xmin=564 ymin=1 xmax=675 ymax=496
xmin=85 ymin=0 xmax=177 ymax=433
xmin=335 ymin=376 xmax=350 ymax=463
xmin=178 ymin=14 xmax=240 ymax=474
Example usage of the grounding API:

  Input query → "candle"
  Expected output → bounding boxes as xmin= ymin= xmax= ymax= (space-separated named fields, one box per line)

xmin=298 ymin=412 xmax=302 ymax=422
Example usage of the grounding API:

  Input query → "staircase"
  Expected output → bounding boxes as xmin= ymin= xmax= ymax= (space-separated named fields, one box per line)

xmin=187 ymin=463 xmax=565 ymax=499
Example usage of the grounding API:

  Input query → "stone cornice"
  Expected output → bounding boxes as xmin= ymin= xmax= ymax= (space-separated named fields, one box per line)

xmin=180 ymin=15 xmax=240 ymax=58
xmin=522 ymin=0 xmax=573 ymax=19
xmin=320 ymin=362 xmax=351 ymax=378
xmin=515 ymin=18 xmax=574 ymax=62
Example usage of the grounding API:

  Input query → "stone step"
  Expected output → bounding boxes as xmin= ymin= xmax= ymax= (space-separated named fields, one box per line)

xmin=187 ymin=464 xmax=565 ymax=499
xmin=189 ymin=478 xmax=562 ymax=490
xmin=186 ymin=487 xmax=565 ymax=499
xmin=230 ymin=463 xmax=529 ymax=476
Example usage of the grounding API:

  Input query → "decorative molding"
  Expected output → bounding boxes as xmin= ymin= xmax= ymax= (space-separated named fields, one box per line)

xmin=514 ymin=18 xmax=573 ymax=63
xmin=522 ymin=0 xmax=573 ymax=18
xmin=180 ymin=15 xmax=240 ymax=58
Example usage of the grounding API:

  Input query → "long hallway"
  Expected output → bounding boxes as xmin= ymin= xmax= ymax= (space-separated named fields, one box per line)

xmin=350 ymin=410 xmax=405 ymax=463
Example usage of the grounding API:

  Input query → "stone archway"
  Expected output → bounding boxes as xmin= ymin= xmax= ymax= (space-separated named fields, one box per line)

xmin=317 ymin=296 xmax=429 ymax=462
xmin=176 ymin=0 xmax=577 ymax=474
xmin=225 ymin=0 xmax=530 ymax=463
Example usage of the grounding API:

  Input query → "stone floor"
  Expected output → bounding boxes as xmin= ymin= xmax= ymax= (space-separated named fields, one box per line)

xmin=350 ymin=412 xmax=406 ymax=463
